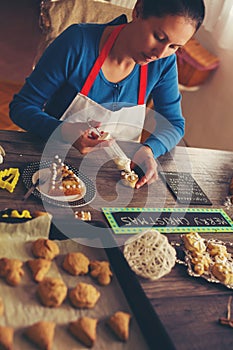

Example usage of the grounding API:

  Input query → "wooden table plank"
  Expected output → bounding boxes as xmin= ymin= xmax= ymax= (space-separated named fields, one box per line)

xmin=0 ymin=130 xmax=233 ymax=350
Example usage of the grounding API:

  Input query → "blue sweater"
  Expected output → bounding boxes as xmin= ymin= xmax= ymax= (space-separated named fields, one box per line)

xmin=9 ymin=15 xmax=184 ymax=159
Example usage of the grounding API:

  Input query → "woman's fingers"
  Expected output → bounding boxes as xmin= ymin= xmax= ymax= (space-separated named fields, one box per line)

xmin=131 ymin=146 xmax=158 ymax=188
xmin=74 ymin=130 xmax=113 ymax=154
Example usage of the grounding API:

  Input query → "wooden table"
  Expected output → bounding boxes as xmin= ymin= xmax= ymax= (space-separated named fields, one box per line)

xmin=0 ymin=130 xmax=233 ymax=350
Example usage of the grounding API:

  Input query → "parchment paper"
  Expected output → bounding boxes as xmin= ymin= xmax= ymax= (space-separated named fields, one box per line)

xmin=0 ymin=216 xmax=149 ymax=349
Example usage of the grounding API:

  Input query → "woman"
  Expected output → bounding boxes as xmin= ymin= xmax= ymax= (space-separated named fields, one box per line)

xmin=9 ymin=0 xmax=205 ymax=188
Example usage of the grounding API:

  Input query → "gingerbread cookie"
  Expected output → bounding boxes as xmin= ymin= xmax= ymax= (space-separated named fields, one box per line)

xmin=24 ymin=321 xmax=55 ymax=350
xmin=207 ymin=242 xmax=228 ymax=258
xmin=120 ymin=170 xmax=138 ymax=188
xmin=48 ymin=156 xmax=85 ymax=197
xmin=69 ymin=317 xmax=97 ymax=348
xmin=89 ymin=261 xmax=112 ymax=286
xmin=0 ymin=257 xmax=24 ymax=286
xmin=37 ymin=277 xmax=67 ymax=307
xmin=211 ymin=263 xmax=233 ymax=285
xmin=183 ymin=232 xmax=206 ymax=253
xmin=69 ymin=282 xmax=100 ymax=309
xmin=27 ymin=258 xmax=51 ymax=282
xmin=0 ymin=325 xmax=14 ymax=350
xmin=62 ymin=252 xmax=90 ymax=276
xmin=107 ymin=311 xmax=131 ymax=341
xmin=191 ymin=252 xmax=211 ymax=275
xmin=31 ymin=238 xmax=60 ymax=260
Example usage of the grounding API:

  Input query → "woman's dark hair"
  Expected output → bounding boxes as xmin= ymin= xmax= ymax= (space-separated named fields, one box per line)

xmin=141 ymin=0 xmax=205 ymax=31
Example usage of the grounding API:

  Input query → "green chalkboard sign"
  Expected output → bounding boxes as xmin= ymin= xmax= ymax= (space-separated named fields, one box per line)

xmin=102 ymin=207 xmax=233 ymax=234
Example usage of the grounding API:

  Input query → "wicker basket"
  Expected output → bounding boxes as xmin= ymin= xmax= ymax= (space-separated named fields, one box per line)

xmin=176 ymin=38 xmax=220 ymax=87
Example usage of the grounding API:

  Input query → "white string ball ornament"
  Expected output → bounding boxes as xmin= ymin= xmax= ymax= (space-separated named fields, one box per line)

xmin=123 ymin=230 xmax=176 ymax=280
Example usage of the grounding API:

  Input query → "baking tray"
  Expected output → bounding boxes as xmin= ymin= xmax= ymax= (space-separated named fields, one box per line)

xmin=50 ymin=218 xmax=176 ymax=350
xmin=0 ymin=213 xmax=175 ymax=350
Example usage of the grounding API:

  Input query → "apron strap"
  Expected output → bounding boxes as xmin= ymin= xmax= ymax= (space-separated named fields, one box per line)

xmin=138 ymin=65 xmax=148 ymax=105
xmin=80 ymin=24 xmax=126 ymax=96
xmin=80 ymin=23 xmax=148 ymax=105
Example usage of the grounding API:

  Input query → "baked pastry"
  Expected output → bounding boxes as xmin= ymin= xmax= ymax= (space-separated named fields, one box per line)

xmin=207 ymin=242 xmax=228 ymax=258
xmin=27 ymin=258 xmax=51 ymax=282
xmin=48 ymin=155 xmax=84 ymax=197
xmin=182 ymin=232 xmax=206 ymax=253
xmin=31 ymin=238 xmax=60 ymax=260
xmin=69 ymin=282 xmax=100 ymax=309
xmin=0 ymin=257 xmax=24 ymax=286
xmin=0 ymin=325 xmax=14 ymax=350
xmin=24 ymin=321 xmax=55 ymax=350
xmin=191 ymin=252 xmax=211 ymax=275
xmin=74 ymin=210 xmax=92 ymax=221
xmin=37 ymin=277 xmax=67 ymax=307
xmin=69 ymin=317 xmax=97 ymax=348
xmin=62 ymin=252 xmax=90 ymax=276
xmin=120 ymin=170 xmax=138 ymax=188
xmin=89 ymin=261 xmax=113 ymax=286
xmin=107 ymin=311 xmax=131 ymax=341
xmin=211 ymin=263 xmax=233 ymax=285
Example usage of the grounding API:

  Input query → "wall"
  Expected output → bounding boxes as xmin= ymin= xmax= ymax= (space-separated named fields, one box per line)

xmin=181 ymin=28 xmax=233 ymax=152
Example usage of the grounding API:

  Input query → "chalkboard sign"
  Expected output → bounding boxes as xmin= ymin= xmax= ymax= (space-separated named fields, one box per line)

xmin=102 ymin=208 xmax=233 ymax=234
xmin=159 ymin=171 xmax=212 ymax=205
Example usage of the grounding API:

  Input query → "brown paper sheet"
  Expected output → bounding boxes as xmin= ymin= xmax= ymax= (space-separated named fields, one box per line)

xmin=0 ymin=216 xmax=149 ymax=349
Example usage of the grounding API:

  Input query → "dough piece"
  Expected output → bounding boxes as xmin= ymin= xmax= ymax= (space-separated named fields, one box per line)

xmin=69 ymin=317 xmax=97 ymax=348
xmin=37 ymin=277 xmax=67 ymax=307
xmin=31 ymin=238 xmax=60 ymax=260
xmin=211 ymin=263 xmax=233 ymax=285
xmin=0 ymin=325 xmax=14 ymax=350
xmin=69 ymin=282 xmax=100 ymax=309
xmin=89 ymin=261 xmax=113 ymax=286
xmin=48 ymin=156 xmax=84 ymax=197
xmin=32 ymin=211 xmax=49 ymax=218
xmin=120 ymin=170 xmax=138 ymax=188
xmin=107 ymin=311 xmax=131 ymax=341
xmin=0 ymin=297 xmax=4 ymax=316
xmin=0 ymin=258 xmax=24 ymax=286
xmin=182 ymin=232 xmax=206 ymax=253
xmin=62 ymin=252 xmax=90 ymax=276
xmin=24 ymin=321 xmax=55 ymax=350
xmin=27 ymin=258 xmax=51 ymax=282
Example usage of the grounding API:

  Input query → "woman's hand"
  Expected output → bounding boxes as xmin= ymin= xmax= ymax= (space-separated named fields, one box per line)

xmin=61 ymin=121 xmax=112 ymax=154
xmin=131 ymin=145 xmax=158 ymax=189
